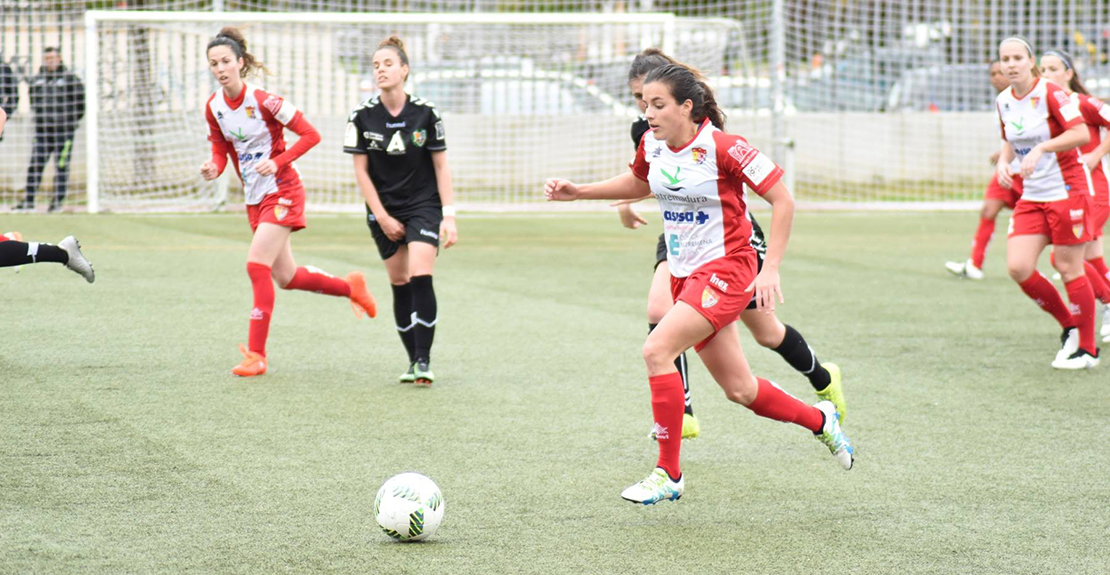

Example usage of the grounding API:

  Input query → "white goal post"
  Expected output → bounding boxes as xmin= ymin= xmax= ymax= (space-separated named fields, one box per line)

xmin=83 ymin=10 xmax=731 ymax=213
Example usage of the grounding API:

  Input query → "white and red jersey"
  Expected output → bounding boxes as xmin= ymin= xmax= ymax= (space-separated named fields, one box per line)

xmin=997 ymin=78 xmax=1089 ymax=202
xmin=630 ymin=119 xmax=783 ymax=278
xmin=205 ymin=83 xmax=320 ymax=205
xmin=1076 ymin=93 xmax=1110 ymax=206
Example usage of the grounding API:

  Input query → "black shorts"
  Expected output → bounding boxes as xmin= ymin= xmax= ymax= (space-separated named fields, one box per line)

xmin=654 ymin=233 xmax=765 ymax=310
xmin=366 ymin=204 xmax=442 ymax=260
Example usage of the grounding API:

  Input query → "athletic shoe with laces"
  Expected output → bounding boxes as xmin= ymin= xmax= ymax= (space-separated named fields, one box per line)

xmin=414 ymin=359 xmax=434 ymax=386
xmin=815 ymin=362 xmax=847 ymax=425
xmin=945 ymin=259 xmax=984 ymax=280
xmin=620 ymin=467 xmax=684 ymax=505
xmin=814 ymin=401 xmax=854 ymax=470
xmin=1056 ymin=327 xmax=1079 ymax=363
xmin=231 ymin=344 xmax=267 ymax=377
xmin=58 ymin=236 xmax=95 ymax=283
xmin=2 ymin=231 xmax=22 ymax=241
xmin=399 ymin=363 xmax=416 ymax=383
xmin=1051 ymin=348 xmax=1100 ymax=370
xmin=1101 ymin=305 xmax=1110 ymax=343
xmin=344 ymin=271 xmax=377 ymax=318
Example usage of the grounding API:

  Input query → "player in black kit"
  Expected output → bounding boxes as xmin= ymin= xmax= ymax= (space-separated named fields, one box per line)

xmin=617 ymin=49 xmax=848 ymax=431
xmin=345 ymin=36 xmax=457 ymax=386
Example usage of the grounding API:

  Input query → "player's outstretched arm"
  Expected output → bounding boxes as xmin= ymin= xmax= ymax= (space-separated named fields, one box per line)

xmin=431 ymin=151 xmax=458 ymax=249
xmin=746 ymin=181 xmax=794 ymax=314
xmin=545 ymin=172 xmax=649 ymax=202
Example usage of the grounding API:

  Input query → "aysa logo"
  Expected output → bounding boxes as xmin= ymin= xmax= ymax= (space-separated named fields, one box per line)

xmin=663 ymin=210 xmax=710 ymax=225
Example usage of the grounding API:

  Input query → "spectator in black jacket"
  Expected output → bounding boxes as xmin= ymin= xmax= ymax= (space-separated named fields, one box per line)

xmin=0 ymin=57 xmax=17 ymax=142
xmin=15 ymin=47 xmax=85 ymax=213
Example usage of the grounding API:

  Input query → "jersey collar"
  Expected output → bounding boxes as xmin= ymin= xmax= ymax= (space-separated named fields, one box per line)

xmin=667 ymin=118 xmax=711 ymax=153
xmin=1009 ymin=77 xmax=1040 ymax=102
xmin=222 ymin=83 xmax=249 ymax=110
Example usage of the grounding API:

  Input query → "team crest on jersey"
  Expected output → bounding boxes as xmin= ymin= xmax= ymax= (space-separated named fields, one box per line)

xmin=728 ymin=140 xmax=758 ymax=165
xmin=701 ymin=286 xmax=720 ymax=309
xmin=1030 ymin=96 xmax=1040 ymax=109
xmin=274 ymin=205 xmax=288 ymax=221
xmin=412 ymin=129 xmax=427 ymax=147
xmin=1074 ymin=224 xmax=1084 ymax=238
xmin=245 ymin=105 xmax=256 ymax=119
xmin=691 ymin=147 xmax=707 ymax=165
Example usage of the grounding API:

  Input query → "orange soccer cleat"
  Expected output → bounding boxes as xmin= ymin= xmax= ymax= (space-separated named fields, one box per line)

xmin=345 ymin=271 xmax=377 ymax=318
xmin=231 ymin=344 xmax=267 ymax=377
xmin=2 ymin=231 xmax=23 ymax=242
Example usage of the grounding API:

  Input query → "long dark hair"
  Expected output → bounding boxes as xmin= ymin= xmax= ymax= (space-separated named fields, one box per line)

xmin=628 ymin=48 xmax=680 ymax=83
xmin=207 ymin=27 xmax=267 ymax=77
xmin=643 ymin=63 xmax=726 ymax=130
xmin=1043 ymin=48 xmax=1090 ymax=96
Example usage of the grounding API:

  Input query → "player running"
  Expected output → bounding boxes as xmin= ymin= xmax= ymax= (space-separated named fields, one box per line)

xmin=946 ymin=60 xmax=1023 ymax=279
xmin=618 ymin=49 xmax=847 ymax=440
xmin=200 ymin=27 xmax=377 ymax=378
xmin=345 ymin=36 xmax=457 ymax=386
xmin=546 ymin=62 xmax=854 ymax=505
xmin=1039 ymin=48 xmax=1110 ymax=342
xmin=995 ymin=37 xmax=1098 ymax=369
xmin=0 ymin=231 xmax=94 ymax=282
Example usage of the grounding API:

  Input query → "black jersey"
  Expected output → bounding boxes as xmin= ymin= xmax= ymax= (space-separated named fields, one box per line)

xmin=344 ymin=94 xmax=446 ymax=215
xmin=630 ymin=115 xmax=767 ymax=257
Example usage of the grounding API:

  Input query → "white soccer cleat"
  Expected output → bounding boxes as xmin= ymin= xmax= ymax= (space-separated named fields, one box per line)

xmin=814 ymin=401 xmax=854 ymax=470
xmin=945 ymin=259 xmax=983 ymax=280
xmin=58 ymin=236 xmax=95 ymax=283
xmin=1055 ymin=327 xmax=1079 ymax=364
xmin=1051 ymin=349 xmax=1100 ymax=370
xmin=1101 ymin=305 xmax=1110 ymax=343
xmin=620 ymin=467 xmax=683 ymax=505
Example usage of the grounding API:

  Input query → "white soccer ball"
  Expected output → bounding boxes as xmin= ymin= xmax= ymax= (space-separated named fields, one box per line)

xmin=374 ymin=472 xmax=445 ymax=542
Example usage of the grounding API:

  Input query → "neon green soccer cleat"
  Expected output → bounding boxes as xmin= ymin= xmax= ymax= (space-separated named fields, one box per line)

xmin=399 ymin=363 xmax=416 ymax=384
xmin=681 ymin=413 xmax=700 ymax=440
xmin=620 ymin=467 xmax=684 ymax=505
xmin=815 ymin=362 xmax=846 ymax=425
xmin=414 ymin=359 xmax=434 ymax=386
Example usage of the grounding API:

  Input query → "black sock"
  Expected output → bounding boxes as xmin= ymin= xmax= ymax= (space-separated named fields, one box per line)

xmin=411 ymin=275 xmax=437 ymax=363
xmin=391 ymin=283 xmax=417 ymax=363
xmin=0 ymin=240 xmax=68 ymax=268
xmin=772 ymin=324 xmax=831 ymax=391
xmin=649 ymin=323 xmax=693 ymax=416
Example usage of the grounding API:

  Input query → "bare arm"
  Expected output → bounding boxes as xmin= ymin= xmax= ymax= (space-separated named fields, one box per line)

xmin=1021 ymin=123 xmax=1089 ymax=177
xmin=545 ymin=172 xmax=651 ymax=201
xmin=353 ymin=154 xmax=405 ymax=241
xmin=432 ymin=151 xmax=457 ymax=248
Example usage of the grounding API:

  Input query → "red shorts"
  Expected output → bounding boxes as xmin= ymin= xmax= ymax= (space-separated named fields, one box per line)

xmin=247 ymin=186 xmax=307 ymax=233
xmin=985 ymin=173 xmax=1022 ymax=209
xmin=670 ymin=250 xmax=758 ymax=352
xmin=1092 ymin=202 xmax=1109 ymax=240
xmin=1008 ymin=194 xmax=1094 ymax=246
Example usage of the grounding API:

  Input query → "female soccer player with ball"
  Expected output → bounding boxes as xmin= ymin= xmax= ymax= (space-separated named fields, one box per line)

xmin=1039 ymin=48 xmax=1110 ymax=342
xmin=946 ymin=60 xmax=1023 ymax=280
xmin=618 ymin=50 xmax=847 ymax=441
xmin=547 ymin=63 xmax=854 ymax=505
xmin=345 ymin=36 xmax=457 ymax=386
xmin=200 ymin=28 xmax=378 ymax=377
xmin=995 ymin=37 xmax=1098 ymax=369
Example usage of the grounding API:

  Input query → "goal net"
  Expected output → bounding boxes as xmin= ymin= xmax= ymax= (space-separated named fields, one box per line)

xmin=84 ymin=10 xmax=745 ymax=212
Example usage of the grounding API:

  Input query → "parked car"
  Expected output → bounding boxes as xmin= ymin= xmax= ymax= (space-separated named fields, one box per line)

xmin=885 ymin=64 xmax=995 ymax=112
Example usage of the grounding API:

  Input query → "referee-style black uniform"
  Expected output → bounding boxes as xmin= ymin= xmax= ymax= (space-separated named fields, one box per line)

xmin=345 ymin=94 xmax=446 ymax=259
xmin=345 ymin=93 xmax=447 ymax=381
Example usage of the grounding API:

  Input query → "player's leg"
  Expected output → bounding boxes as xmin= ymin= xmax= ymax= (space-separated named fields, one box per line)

xmin=1053 ymin=241 xmax=1099 ymax=368
xmin=1083 ymin=205 xmax=1110 ymax=342
xmin=946 ymin=193 xmax=1006 ymax=279
xmin=49 ymin=136 xmax=73 ymax=212
xmin=647 ymin=257 xmax=698 ymax=439
xmin=0 ymin=235 xmax=93 ymax=282
xmin=407 ymin=240 xmax=438 ymax=385
xmin=382 ymin=244 xmax=417 ymax=382
xmin=17 ymin=134 xmax=51 ymax=210
xmin=621 ymin=301 xmax=715 ymax=505
xmin=740 ymin=309 xmax=845 ymax=423
xmin=697 ymin=320 xmax=853 ymax=470
xmin=1008 ymin=232 xmax=1078 ymax=362
xmin=273 ymin=236 xmax=376 ymax=317
xmin=232 ymin=223 xmax=292 ymax=377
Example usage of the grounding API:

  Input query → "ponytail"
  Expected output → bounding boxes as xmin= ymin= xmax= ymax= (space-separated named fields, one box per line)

xmin=207 ymin=27 xmax=267 ymax=78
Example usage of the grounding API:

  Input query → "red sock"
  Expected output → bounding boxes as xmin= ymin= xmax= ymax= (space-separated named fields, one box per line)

xmin=746 ymin=378 xmax=824 ymax=433
xmin=1064 ymin=276 xmax=1097 ymax=353
xmin=1089 ymin=257 xmax=1110 ymax=285
xmin=1018 ymin=272 xmax=1075 ymax=329
xmin=649 ymin=372 xmax=685 ymax=479
xmin=247 ymin=262 xmax=275 ymax=356
xmin=284 ymin=266 xmax=351 ymax=297
xmin=970 ymin=217 xmax=995 ymax=269
xmin=1084 ymin=259 xmax=1110 ymax=304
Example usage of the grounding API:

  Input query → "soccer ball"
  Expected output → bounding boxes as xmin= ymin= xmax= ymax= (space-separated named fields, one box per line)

xmin=374 ymin=472 xmax=445 ymax=542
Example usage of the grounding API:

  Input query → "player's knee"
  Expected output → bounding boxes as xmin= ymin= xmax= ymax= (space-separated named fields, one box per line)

xmin=1007 ymin=261 xmax=1033 ymax=282
xmin=980 ymin=204 xmax=998 ymax=220
xmin=641 ymin=339 xmax=675 ymax=372
xmin=646 ymin=300 xmax=670 ymax=324
xmin=752 ymin=328 xmax=781 ymax=349
xmin=722 ymin=384 xmax=756 ymax=406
